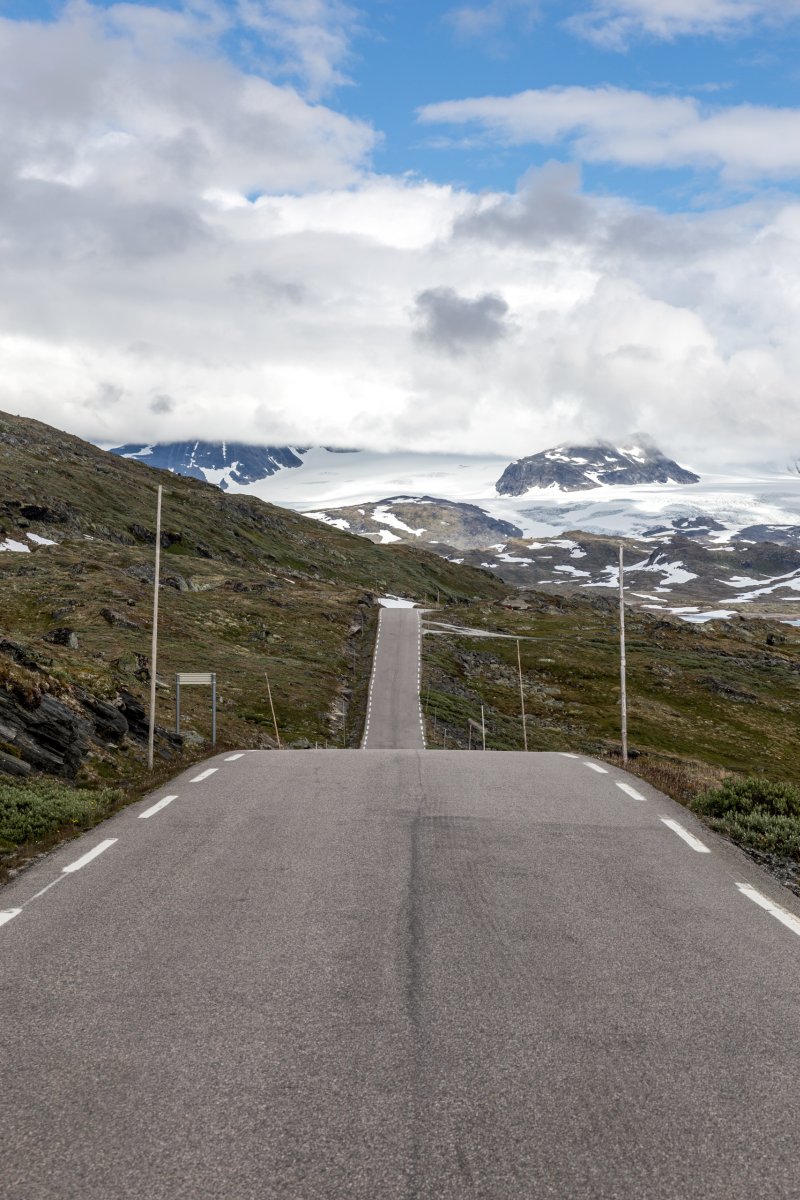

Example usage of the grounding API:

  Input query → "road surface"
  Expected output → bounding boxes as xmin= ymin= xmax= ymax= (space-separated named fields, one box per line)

xmin=362 ymin=606 xmax=424 ymax=749
xmin=2 ymin=610 xmax=800 ymax=1198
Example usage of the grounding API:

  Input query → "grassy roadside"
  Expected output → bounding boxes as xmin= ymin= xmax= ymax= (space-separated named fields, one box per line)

xmin=421 ymin=593 xmax=800 ymax=893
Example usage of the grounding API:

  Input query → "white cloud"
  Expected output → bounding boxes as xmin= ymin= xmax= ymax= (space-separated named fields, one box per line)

xmin=445 ymin=0 xmax=541 ymax=39
xmin=444 ymin=0 xmax=800 ymax=47
xmin=1 ymin=5 xmax=800 ymax=467
xmin=418 ymin=86 xmax=800 ymax=181
xmin=567 ymin=0 xmax=800 ymax=48
xmin=235 ymin=0 xmax=361 ymax=99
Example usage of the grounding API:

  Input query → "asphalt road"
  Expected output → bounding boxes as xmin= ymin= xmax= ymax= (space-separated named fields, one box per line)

xmin=3 ymin=616 xmax=800 ymax=1198
xmin=362 ymin=607 xmax=425 ymax=750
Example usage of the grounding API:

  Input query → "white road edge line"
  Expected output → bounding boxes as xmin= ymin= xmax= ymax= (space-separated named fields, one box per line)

xmin=139 ymin=794 xmax=178 ymax=819
xmin=659 ymin=818 xmax=710 ymax=854
xmin=0 ymin=908 xmax=22 ymax=927
xmin=225 ymin=753 xmax=245 ymax=762
xmin=736 ymin=883 xmax=800 ymax=938
xmin=617 ymin=781 xmax=647 ymax=801
xmin=584 ymin=762 xmax=608 ymax=774
xmin=190 ymin=768 xmax=218 ymax=783
xmin=62 ymin=838 xmax=118 ymax=874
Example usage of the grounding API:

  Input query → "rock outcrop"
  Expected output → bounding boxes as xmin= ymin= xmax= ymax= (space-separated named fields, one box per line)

xmin=496 ymin=441 xmax=700 ymax=495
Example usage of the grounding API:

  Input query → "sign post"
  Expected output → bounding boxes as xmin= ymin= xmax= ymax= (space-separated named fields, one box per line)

xmin=175 ymin=672 xmax=217 ymax=746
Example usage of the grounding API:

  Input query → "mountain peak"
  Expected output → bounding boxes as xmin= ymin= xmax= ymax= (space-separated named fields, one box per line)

xmin=496 ymin=439 xmax=700 ymax=496
xmin=110 ymin=441 xmax=304 ymax=488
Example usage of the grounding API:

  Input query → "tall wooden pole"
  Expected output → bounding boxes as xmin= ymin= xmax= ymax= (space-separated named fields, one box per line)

xmin=147 ymin=485 xmax=163 ymax=771
xmin=517 ymin=638 xmax=528 ymax=752
xmin=619 ymin=543 xmax=628 ymax=764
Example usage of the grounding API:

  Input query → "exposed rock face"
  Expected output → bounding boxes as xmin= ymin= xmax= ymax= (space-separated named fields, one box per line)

xmin=111 ymin=441 xmax=304 ymax=487
xmin=100 ymin=608 xmax=140 ymax=631
xmin=307 ymin=496 xmax=522 ymax=551
xmin=496 ymin=441 xmax=700 ymax=495
xmin=0 ymin=691 xmax=92 ymax=778
xmin=43 ymin=628 xmax=79 ymax=649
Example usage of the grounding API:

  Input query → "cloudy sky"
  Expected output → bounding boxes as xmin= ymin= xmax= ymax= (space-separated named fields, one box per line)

xmin=3 ymin=0 xmax=800 ymax=464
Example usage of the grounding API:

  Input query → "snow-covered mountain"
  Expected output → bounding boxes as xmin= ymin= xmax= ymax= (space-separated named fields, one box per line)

xmin=101 ymin=440 xmax=800 ymax=560
xmin=110 ymin=441 xmax=306 ymax=488
xmin=496 ymin=441 xmax=700 ymax=495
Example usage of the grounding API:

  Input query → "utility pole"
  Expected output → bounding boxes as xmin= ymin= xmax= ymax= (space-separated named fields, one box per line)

xmin=147 ymin=484 xmax=163 ymax=771
xmin=517 ymin=638 xmax=528 ymax=752
xmin=619 ymin=543 xmax=628 ymax=764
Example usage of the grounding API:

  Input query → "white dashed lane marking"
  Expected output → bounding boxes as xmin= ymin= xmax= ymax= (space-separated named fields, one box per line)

xmin=660 ymin=818 xmax=710 ymax=854
xmin=0 ymin=908 xmax=21 ymax=927
xmin=225 ymin=753 xmax=245 ymax=762
xmin=736 ymin=883 xmax=800 ymax=938
xmin=62 ymin=838 xmax=118 ymax=874
xmin=584 ymin=762 xmax=608 ymax=774
xmin=139 ymin=795 xmax=178 ymax=819
xmin=616 ymin=781 xmax=647 ymax=801
xmin=190 ymin=768 xmax=218 ymax=783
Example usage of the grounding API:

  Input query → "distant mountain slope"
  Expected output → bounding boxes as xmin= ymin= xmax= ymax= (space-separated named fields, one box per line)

xmin=462 ymin=531 xmax=800 ymax=619
xmin=496 ymin=441 xmax=700 ymax=495
xmin=306 ymin=496 xmax=522 ymax=550
xmin=110 ymin=441 xmax=305 ymax=488
xmin=0 ymin=412 xmax=503 ymax=785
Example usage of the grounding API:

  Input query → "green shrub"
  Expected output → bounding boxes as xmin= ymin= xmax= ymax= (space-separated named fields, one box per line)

xmin=0 ymin=780 xmax=122 ymax=849
xmin=690 ymin=776 xmax=800 ymax=861
xmin=691 ymin=776 xmax=800 ymax=819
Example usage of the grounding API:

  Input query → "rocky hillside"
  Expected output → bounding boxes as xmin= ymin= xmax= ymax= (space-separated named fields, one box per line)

xmin=307 ymin=496 xmax=522 ymax=550
xmin=0 ymin=412 xmax=504 ymax=786
xmin=463 ymin=531 xmax=800 ymax=618
xmin=496 ymin=441 xmax=700 ymax=495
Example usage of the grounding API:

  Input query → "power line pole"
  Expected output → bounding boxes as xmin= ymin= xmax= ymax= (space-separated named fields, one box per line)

xmin=517 ymin=638 xmax=528 ymax=752
xmin=619 ymin=543 xmax=628 ymax=764
xmin=147 ymin=484 xmax=162 ymax=771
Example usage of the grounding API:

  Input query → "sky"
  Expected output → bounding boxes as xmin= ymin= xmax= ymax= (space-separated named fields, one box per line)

xmin=3 ymin=0 xmax=800 ymax=465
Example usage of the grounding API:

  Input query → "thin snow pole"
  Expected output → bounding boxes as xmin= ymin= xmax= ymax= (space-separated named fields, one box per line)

xmin=481 ymin=704 xmax=486 ymax=751
xmin=517 ymin=638 xmax=528 ymax=752
xmin=264 ymin=670 xmax=282 ymax=749
xmin=147 ymin=484 xmax=162 ymax=771
xmin=619 ymin=544 xmax=628 ymax=764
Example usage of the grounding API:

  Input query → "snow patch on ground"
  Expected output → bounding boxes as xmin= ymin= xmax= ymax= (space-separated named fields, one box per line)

xmin=372 ymin=505 xmax=426 ymax=536
xmin=0 ymin=539 xmax=30 ymax=553
xmin=379 ymin=596 xmax=417 ymax=608
xmin=553 ymin=565 xmax=591 ymax=578
xmin=375 ymin=529 xmax=401 ymax=544
xmin=305 ymin=511 xmax=351 ymax=531
xmin=27 ymin=533 xmax=57 ymax=546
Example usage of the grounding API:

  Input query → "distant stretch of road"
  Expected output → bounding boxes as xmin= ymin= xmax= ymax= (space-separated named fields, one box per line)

xmin=362 ymin=606 xmax=424 ymax=750
xmin=3 ymin=611 xmax=800 ymax=1198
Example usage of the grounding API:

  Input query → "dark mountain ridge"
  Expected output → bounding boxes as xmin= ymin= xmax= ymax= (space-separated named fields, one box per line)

xmin=496 ymin=440 xmax=700 ymax=495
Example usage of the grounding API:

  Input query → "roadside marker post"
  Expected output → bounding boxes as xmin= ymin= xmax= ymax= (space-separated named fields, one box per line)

xmin=175 ymin=672 xmax=217 ymax=747
xmin=619 ymin=543 xmax=628 ymax=764
xmin=147 ymin=484 xmax=163 ymax=771
xmin=517 ymin=638 xmax=528 ymax=752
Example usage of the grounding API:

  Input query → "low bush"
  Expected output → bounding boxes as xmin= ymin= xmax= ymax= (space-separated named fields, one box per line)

xmin=0 ymin=779 xmax=122 ymax=850
xmin=691 ymin=776 xmax=800 ymax=819
xmin=690 ymin=776 xmax=800 ymax=861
